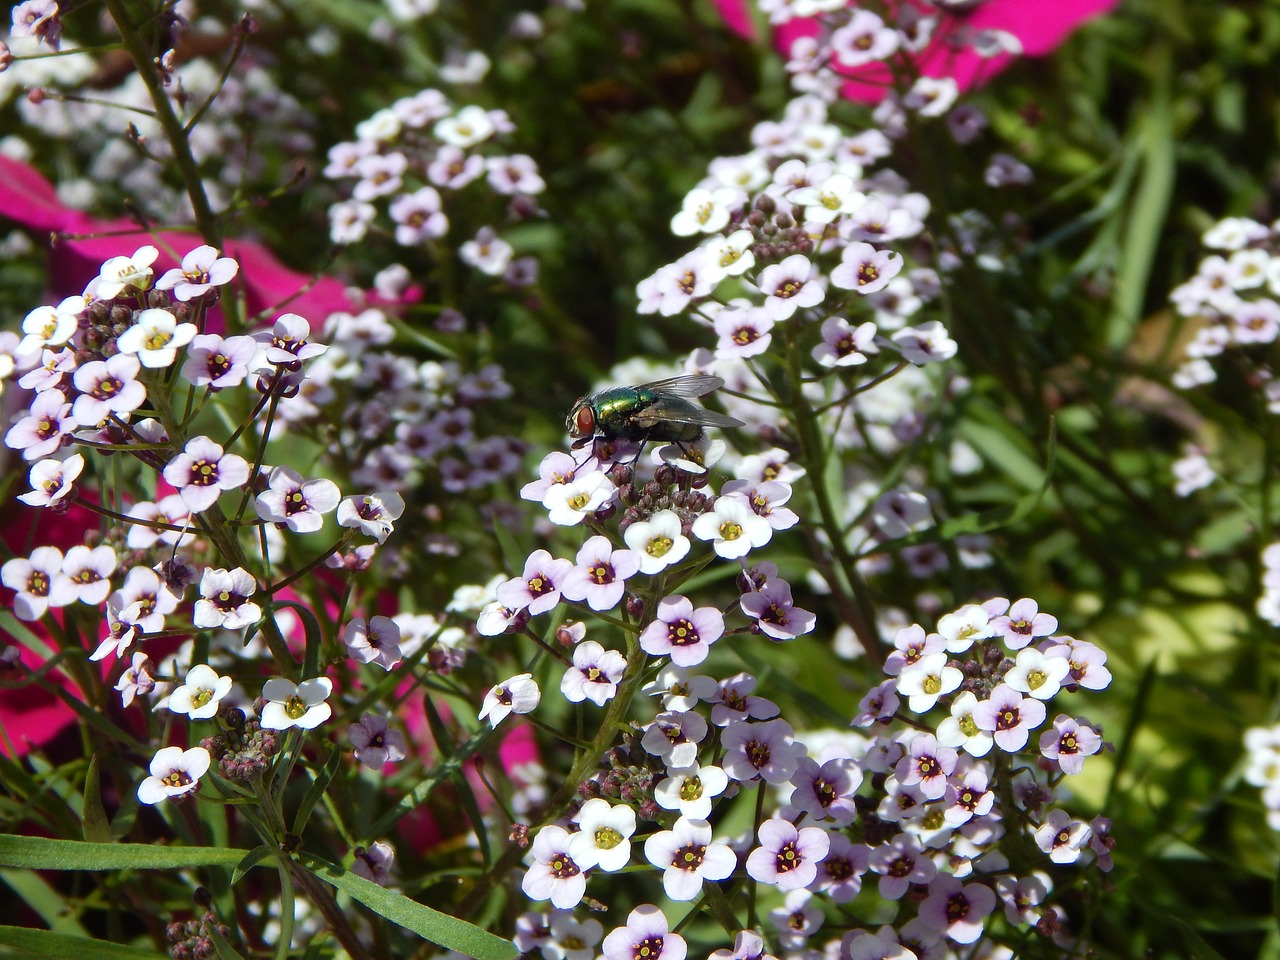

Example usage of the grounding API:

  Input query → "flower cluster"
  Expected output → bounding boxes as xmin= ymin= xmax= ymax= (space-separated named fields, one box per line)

xmin=1169 ymin=215 xmax=1280 ymax=403
xmin=1244 ymin=721 xmax=1280 ymax=831
xmin=0 ymin=246 xmax=397 ymax=811
xmin=323 ymin=85 xmax=544 ymax=283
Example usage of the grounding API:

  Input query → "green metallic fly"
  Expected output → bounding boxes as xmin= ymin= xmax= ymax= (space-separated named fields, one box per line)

xmin=565 ymin=374 xmax=744 ymax=450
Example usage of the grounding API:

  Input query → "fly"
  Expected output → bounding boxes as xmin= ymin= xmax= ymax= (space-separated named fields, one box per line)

xmin=565 ymin=374 xmax=744 ymax=451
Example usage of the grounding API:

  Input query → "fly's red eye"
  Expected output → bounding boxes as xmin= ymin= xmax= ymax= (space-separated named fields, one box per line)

xmin=575 ymin=406 xmax=595 ymax=436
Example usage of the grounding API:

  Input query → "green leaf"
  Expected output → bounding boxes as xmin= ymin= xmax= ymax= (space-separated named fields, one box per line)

xmin=1108 ymin=46 xmax=1174 ymax=351
xmin=231 ymin=844 xmax=277 ymax=886
xmin=208 ymin=928 xmax=249 ymax=960
xmin=0 ymin=835 xmax=247 ymax=871
xmin=82 ymin=756 xmax=112 ymax=843
xmin=363 ymin=726 xmax=497 ymax=841
xmin=300 ymin=854 xmax=516 ymax=960
xmin=292 ymin=744 xmax=343 ymax=837
xmin=0 ymin=870 xmax=87 ymax=936
xmin=0 ymin=926 xmax=167 ymax=960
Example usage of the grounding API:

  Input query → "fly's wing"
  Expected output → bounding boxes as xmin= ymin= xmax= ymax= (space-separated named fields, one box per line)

xmin=631 ymin=394 xmax=745 ymax=430
xmin=636 ymin=374 xmax=726 ymax=399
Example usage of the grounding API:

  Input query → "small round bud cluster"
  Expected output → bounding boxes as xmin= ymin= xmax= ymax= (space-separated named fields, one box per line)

xmin=165 ymin=912 xmax=230 ymax=960
xmin=743 ymin=194 xmax=814 ymax=263
xmin=579 ymin=733 xmax=664 ymax=822
xmin=616 ymin=470 xmax=715 ymax=537
xmin=201 ymin=716 xmax=281 ymax=781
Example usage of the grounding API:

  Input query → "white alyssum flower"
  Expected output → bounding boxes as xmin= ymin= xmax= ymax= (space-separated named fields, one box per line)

xmin=164 ymin=664 xmax=234 ymax=720
xmin=137 ymin=746 xmax=210 ymax=804
xmin=260 ymin=677 xmax=333 ymax=730
xmin=116 ymin=308 xmax=197 ymax=368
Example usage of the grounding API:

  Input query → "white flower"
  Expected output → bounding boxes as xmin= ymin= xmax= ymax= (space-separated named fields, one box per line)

xmin=897 ymin=653 xmax=963 ymax=713
xmin=17 ymin=297 xmax=83 ymax=358
xmin=18 ymin=453 xmax=84 ymax=508
xmin=479 ymin=673 xmax=541 ymax=727
xmin=137 ymin=746 xmax=210 ymax=804
xmin=116 ymin=308 xmax=198 ymax=368
xmin=543 ymin=473 xmax=615 ymax=526
xmin=260 ymin=677 xmax=333 ymax=730
xmin=94 ymin=245 xmax=159 ymax=300
xmin=193 ymin=567 xmax=262 ymax=630
xmin=691 ymin=496 xmax=773 ymax=559
xmin=434 ymin=105 xmax=496 ymax=147
xmin=336 ymin=491 xmax=406 ymax=544
xmin=569 ymin=797 xmax=636 ymax=872
xmin=654 ymin=763 xmax=729 ymax=820
xmin=623 ymin=509 xmax=691 ymax=574
xmin=165 ymin=664 xmax=234 ymax=720
xmin=670 ymin=186 xmax=743 ymax=237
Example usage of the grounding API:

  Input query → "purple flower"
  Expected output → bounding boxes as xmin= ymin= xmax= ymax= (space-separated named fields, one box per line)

xmin=162 ymin=436 xmax=251 ymax=513
xmin=520 ymin=451 xmax=590 ymax=503
xmin=709 ymin=931 xmax=776 ymax=960
xmin=255 ymin=466 xmax=341 ymax=533
xmin=71 ymin=353 xmax=146 ymax=425
xmin=745 ymin=817 xmax=830 ymax=891
xmin=347 ymin=714 xmax=408 ymax=771
xmin=342 ymin=615 xmax=403 ymax=671
xmin=643 ymin=816 xmax=736 ymax=901
xmin=894 ymin=733 xmax=957 ymax=801
xmin=972 ymin=683 xmax=1047 ymax=752
xmin=721 ymin=479 xmax=799 ymax=531
xmin=602 ymin=906 xmax=685 ymax=960
xmin=155 ymin=245 xmax=239 ymax=301
xmin=496 ymin=550 xmax=574 ymax=616
xmin=479 ymin=673 xmax=540 ymax=726
xmin=755 ymin=254 xmax=824 ymax=321
xmin=720 ymin=718 xmax=804 ymax=784
xmin=916 ymin=875 xmax=997 ymax=944
xmin=560 ymin=535 xmax=639 ymax=612
xmin=767 ymin=889 xmax=823 ymax=950
xmin=739 ymin=578 xmax=815 ymax=641
xmin=560 ymin=640 xmax=627 ymax=705
xmin=5 ymin=388 xmax=78 ymax=461
xmin=990 ymin=597 xmax=1057 ymax=650
xmin=713 ymin=306 xmax=774 ymax=359
xmin=182 ymin=334 xmax=259 ymax=390
xmin=943 ymin=764 xmax=995 ymax=826
xmin=788 ymin=756 xmax=862 ymax=825
xmin=521 ymin=825 xmax=586 ymax=909
xmin=108 ymin=565 xmax=178 ymax=633
xmin=1038 ymin=714 xmax=1102 ymax=775
xmin=710 ymin=672 xmax=779 ymax=727
xmin=640 ymin=710 xmax=708 ymax=769
xmin=867 ymin=833 xmax=936 ymax=900
xmin=351 ymin=840 xmax=396 ymax=885
xmin=812 ymin=316 xmax=879 ymax=367
xmin=811 ymin=833 xmax=869 ymax=903
xmin=852 ymin=679 xmax=899 ymax=727
xmin=1043 ymin=637 xmax=1112 ymax=691
xmin=638 ymin=595 xmax=725 ymax=667
xmin=829 ymin=241 xmax=903 ymax=294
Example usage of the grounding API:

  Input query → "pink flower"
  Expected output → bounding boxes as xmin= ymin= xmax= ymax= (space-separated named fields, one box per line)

xmin=162 ymin=436 xmax=251 ymax=514
xmin=745 ymin=817 xmax=830 ymax=891
xmin=639 ymin=595 xmax=725 ymax=667
xmin=155 ymin=245 xmax=239 ymax=301
xmin=712 ymin=0 xmax=1118 ymax=103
